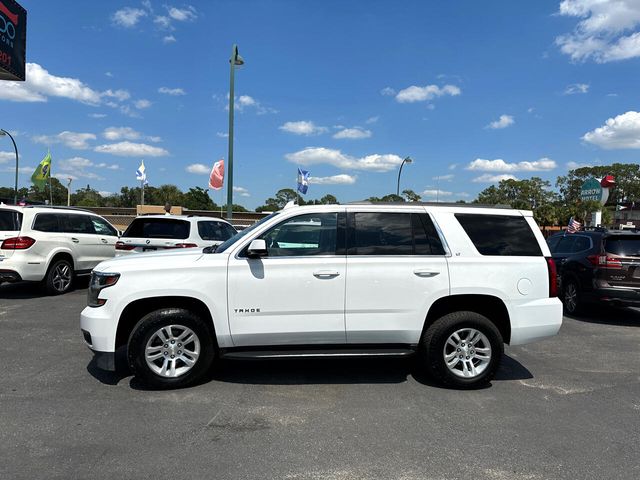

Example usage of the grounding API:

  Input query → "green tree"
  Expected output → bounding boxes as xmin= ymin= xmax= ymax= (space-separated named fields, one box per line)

xmin=148 ymin=184 xmax=184 ymax=207
xmin=402 ymin=189 xmax=421 ymax=202
xmin=476 ymin=177 xmax=557 ymax=210
xmin=319 ymin=194 xmax=338 ymax=204
xmin=183 ymin=187 xmax=216 ymax=210
xmin=556 ymin=163 xmax=640 ymax=206
xmin=256 ymin=188 xmax=299 ymax=211
xmin=29 ymin=177 xmax=67 ymax=205
xmin=71 ymin=185 xmax=104 ymax=207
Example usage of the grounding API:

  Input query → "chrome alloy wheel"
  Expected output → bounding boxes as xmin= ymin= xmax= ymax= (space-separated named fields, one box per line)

xmin=443 ymin=328 xmax=492 ymax=378
xmin=145 ymin=325 xmax=201 ymax=378
xmin=564 ymin=283 xmax=578 ymax=313
xmin=52 ymin=263 xmax=72 ymax=292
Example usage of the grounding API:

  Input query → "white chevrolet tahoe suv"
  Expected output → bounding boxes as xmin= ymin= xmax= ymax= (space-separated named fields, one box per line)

xmin=80 ymin=203 xmax=562 ymax=389
xmin=0 ymin=205 xmax=119 ymax=294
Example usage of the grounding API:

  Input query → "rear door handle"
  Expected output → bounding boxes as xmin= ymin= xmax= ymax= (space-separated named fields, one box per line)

xmin=313 ymin=270 xmax=340 ymax=279
xmin=71 ymin=238 xmax=79 ymax=244
xmin=413 ymin=269 xmax=440 ymax=278
xmin=101 ymin=238 xmax=108 ymax=244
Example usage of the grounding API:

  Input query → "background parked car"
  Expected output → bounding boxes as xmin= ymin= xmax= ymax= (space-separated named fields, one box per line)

xmin=547 ymin=228 xmax=640 ymax=314
xmin=0 ymin=205 xmax=119 ymax=294
xmin=115 ymin=215 xmax=237 ymax=255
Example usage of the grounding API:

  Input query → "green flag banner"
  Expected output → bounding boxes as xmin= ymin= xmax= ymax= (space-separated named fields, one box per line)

xmin=31 ymin=151 xmax=51 ymax=190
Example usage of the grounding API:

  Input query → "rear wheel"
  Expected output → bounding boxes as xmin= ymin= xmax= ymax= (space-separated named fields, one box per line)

xmin=420 ymin=311 xmax=503 ymax=389
xmin=562 ymin=279 xmax=581 ymax=315
xmin=44 ymin=258 xmax=74 ymax=295
xmin=128 ymin=308 xmax=215 ymax=389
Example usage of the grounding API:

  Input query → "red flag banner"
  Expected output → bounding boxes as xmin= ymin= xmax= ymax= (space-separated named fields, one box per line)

xmin=209 ymin=159 xmax=224 ymax=190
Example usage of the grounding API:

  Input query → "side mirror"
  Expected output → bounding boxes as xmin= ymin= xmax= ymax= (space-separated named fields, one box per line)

xmin=247 ymin=239 xmax=268 ymax=258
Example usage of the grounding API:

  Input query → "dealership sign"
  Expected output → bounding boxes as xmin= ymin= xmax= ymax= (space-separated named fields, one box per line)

xmin=0 ymin=0 xmax=26 ymax=81
xmin=580 ymin=177 xmax=610 ymax=205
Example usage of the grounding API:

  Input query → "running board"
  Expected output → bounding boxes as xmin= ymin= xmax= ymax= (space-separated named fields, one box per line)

xmin=221 ymin=348 xmax=416 ymax=360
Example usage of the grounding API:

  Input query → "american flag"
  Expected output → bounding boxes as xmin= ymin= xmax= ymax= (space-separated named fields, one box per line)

xmin=567 ymin=217 xmax=581 ymax=233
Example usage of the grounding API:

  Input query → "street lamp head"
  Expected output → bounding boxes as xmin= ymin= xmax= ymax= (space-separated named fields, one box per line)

xmin=404 ymin=156 xmax=413 ymax=164
xmin=231 ymin=45 xmax=244 ymax=66
xmin=0 ymin=129 xmax=7 ymax=136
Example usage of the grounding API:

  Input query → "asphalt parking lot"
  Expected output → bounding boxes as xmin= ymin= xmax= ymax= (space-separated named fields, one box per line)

xmin=1 ymin=281 xmax=639 ymax=480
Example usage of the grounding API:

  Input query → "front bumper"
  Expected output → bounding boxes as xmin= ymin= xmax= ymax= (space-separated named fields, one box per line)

xmin=91 ymin=349 xmax=116 ymax=371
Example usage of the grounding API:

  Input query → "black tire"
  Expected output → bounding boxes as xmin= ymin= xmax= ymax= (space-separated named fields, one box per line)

xmin=127 ymin=308 xmax=215 ymax=389
xmin=562 ymin=279 xmax=581 ymax=315
xmin=419 ymin=311 xmax=504 ymax=389
xmin=44 ymin=258 xmax=74 ymax=295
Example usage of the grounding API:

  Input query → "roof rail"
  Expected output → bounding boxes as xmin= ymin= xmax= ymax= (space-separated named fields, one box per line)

xmin=22 ymin=205 xmax=94 ymax=213
xmin=346 ymin=201 xmax=513 ymax=209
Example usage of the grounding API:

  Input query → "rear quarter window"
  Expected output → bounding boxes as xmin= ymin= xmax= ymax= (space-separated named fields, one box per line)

xmin=123 ymin=218 xmax=190 ymax=240
xmin=0 ymin=210 xmax=22 ymax=231
xmin=455 ymin=213 xmax=542 ymax=256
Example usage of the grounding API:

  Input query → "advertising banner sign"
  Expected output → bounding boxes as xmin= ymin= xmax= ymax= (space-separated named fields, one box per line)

xmin=0 ymin=0 xmax=27 ymax=81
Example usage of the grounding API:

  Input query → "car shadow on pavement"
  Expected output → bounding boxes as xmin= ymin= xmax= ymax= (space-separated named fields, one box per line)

xmin=0 ymin=277 xmax=90 ymax=299
xmin=566 ymin=306 xmax=640 ymax=327
xmin=86 ymin=347 xmax=132 ymax=386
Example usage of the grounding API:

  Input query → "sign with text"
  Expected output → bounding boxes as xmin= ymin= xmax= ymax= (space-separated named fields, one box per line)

xmin=580 ymin=178 xmax=609 ymax=205
xmin=0 ymin=0 xmax=26 ymax=81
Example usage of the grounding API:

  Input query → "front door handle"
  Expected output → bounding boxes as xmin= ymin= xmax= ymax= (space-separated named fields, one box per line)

xmin=413 ymin=269 xmax=440 ymax=278
xmin=101 ymin=238 xmax=108 ymax=244
xmin=313 ymin=270 xmax=340 ymax=279
xmin=71 ymin=238 xmax=79 ymax=244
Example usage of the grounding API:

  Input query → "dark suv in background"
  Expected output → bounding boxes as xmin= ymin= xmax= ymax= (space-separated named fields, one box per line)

xmin=547 ymin=229 xmax=640 ymax=314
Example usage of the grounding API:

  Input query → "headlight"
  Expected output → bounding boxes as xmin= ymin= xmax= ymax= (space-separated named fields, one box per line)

xmin=87 ymin=271 xmax=120 ymax=307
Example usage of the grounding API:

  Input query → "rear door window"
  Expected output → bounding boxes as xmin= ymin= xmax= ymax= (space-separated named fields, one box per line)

xmin=123 ymin=218 xmax=190 ymax=239
xmin=605 ymin=236 xmax=640 ymax=257
xmin=0 ymin=210 xmax=22 ymax=231
xmin=349 ymin=212 xmax=445 ymax=255
xmin=33 ymin=213 xmax=61 ymax=232
xmin=198 ymin=221 xmax=236 ymax=241
xmin=91 ymin=217 xmax=118 ymax=236
xmin=455 ymin=214 xmax=542 ymax=256
xmin=63 ymin=214 xmax=96 ymax=234
xmin=570 ymin=235 xmax=591 ymax=253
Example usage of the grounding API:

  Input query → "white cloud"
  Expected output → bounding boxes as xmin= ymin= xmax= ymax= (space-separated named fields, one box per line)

xmin=94 ymin=141 xmax=169 ymax=157
xmin=53 ymin=173 xmax=79 ymax=181
xmin=154 ymin=16 xmax=172 ymax=29
xmin=89 ymin=113 xmax=107 ymax=119
xmin=279 ymin=121 xmax=328 ymax=136
xmin=467 ymin=158 xmax=557 ymax=172
xmin=333 ymin=128 xmax=372 ymax=140
xmin=134 ymin=99 xmax=152 ymax=109
xmin=309 ymin=174 xmax=357 ymax=185
xmin=103 ymin=127 xmax=141 ymax=141
xmin=449 ymin=163 xmax=458 ymax=170
xmin=380 ymin=87 xmax=396 ymax=96
xmin=103 ymin=89 xmax=131 ymax=101
xmin=567 ymin=161 xmax=593 ymax=169
xmin=365 ymin=116 xmax=379 ymax=124
xmin=421 ymin=189 xmax=453 ymax=197
xmin=158 ymin=87 xmax=186 ymax=96
xmin=112 ymin=7 xmax=148 ymax=28
xmin=233 ymin=186 xmax=251 ymax=197
xmin=486 ymin=114 xmax=515 ymax=129
xmin=433 ymin=174 xmax=454 ymax=181
xmin=556 ymin=0 xmax=640 ymax=62
xmin=60 ymin=157 xmax=93 ymax=169
xmin=227 ymin=94 xmax=276 ymax=115
xmin=582 ymin=111 xmax=640 ymax=149
xmin=216 ymin=132 xmax=229 ymax=138
xmin=163 ymin=35 xmax=177 ymax=43
xmin=98 ymin=191 xmax=113 ymax=197
xmin=186 ymin=163 xmax=209 ymax=174
xmin=564 ymin=83 xmax=590 ymax=94
xmin=0 ymin=63 xmax=102 ymax=104
xmin=285 ymin=147 xmax=404 ymax=172
xmin=472 ymin=174 xmax=518 ymax=183
xmin=0 ymin=151 xmax=14 ymax=164
xmin=168 ymin=6 xmax=197 ymax=21
xmin=57 ymin=157 xmax=110 ymax=180
xmin=32 ymin=131 xmax=96 ymax=150
xmin=394 ymin=84 xmax=461 ymax=103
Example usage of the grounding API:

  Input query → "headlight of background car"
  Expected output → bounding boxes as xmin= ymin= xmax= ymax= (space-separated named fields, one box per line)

xmin=87 ymin=272 xmax=120 ymax=307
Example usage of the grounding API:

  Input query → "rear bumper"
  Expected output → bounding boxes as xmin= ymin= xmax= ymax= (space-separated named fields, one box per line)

xmin=0 ymin=269 xmax=22 ymax=282
xmin=586 ymin=287 xmax=640 ymax=307
xmin=509 ymin=297 xmax=563 ymax=346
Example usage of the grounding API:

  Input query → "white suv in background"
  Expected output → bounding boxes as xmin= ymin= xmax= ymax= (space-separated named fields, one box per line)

xmin=81 ymin=203 xmax=562 ymax=389
xmin=115 ymin=215 xmax=237 ymax=255
xmin=0 ymin=205 xmax=119 ymax=294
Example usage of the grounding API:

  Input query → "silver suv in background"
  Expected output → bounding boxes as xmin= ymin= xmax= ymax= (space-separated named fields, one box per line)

xmin=115 ymin=215 xmax=237 ymax=255
xmin=0 ymin=205 xmax=118 ymax=294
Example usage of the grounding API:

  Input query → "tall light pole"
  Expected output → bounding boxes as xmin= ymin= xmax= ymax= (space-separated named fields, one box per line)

xmin=67 ymin=178 xmax=72 ymax=206
xmin=396 ymin=156 xmax=413 ymax=197
xmin=0 ymin=129 xmax=19 ymax=205
xmin=226 ymin=44 xmax=244 ymax=220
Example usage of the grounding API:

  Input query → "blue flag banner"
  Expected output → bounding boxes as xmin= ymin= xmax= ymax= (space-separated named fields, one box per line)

xmin=297 ymin=168 xmax=309 ymax=194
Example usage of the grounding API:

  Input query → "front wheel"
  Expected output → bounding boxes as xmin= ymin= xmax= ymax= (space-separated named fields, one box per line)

xmin=128 ymin=308 xmax=215 ymax=389
xmin=420 ymin=311 xmax=504 ymax=389
xmin=562 ymin=279 xmax=581 ymax=315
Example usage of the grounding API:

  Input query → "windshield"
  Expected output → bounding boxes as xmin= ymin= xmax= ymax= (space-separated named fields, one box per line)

xmin=213 ymin=212 xmax=279 ymax=253
xmin=0 ymin=210 xmax=22 ymax=231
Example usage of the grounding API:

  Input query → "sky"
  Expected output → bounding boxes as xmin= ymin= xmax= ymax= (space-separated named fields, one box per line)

xmin=1 ymin=0 xmax=640 ymax=209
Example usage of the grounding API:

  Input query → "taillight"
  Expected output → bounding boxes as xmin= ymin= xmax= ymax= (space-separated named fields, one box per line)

xmin=169 ymin=243 xmax=198 ymax=249
xmin=588 ymin=254 xmax=623 ymax=269
xmin=115 ymin=241 xmax=135 ymax=251
xmin=546 ymin=257 xmax=558 ymax=298
xmin=1 ymin=236 xmax=36 ymax=250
